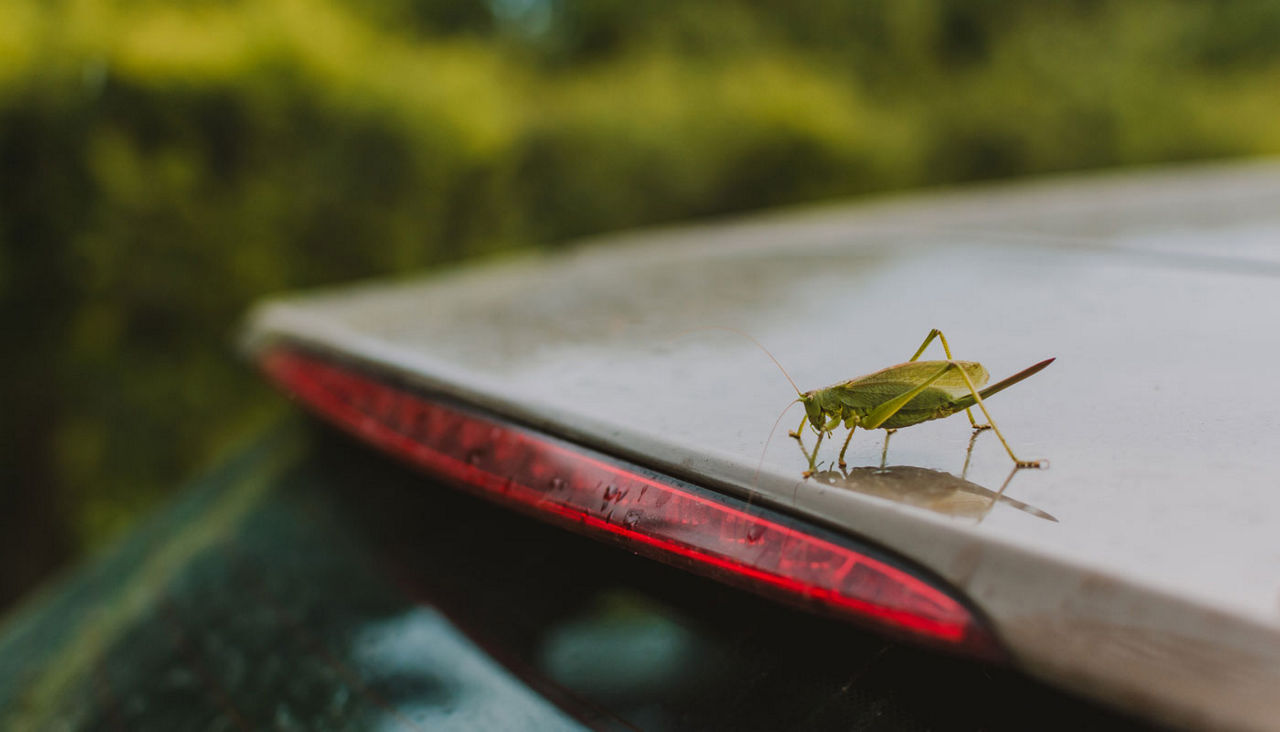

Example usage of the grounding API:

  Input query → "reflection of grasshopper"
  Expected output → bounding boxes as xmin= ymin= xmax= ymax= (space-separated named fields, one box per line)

xmin=776 ymin=329 xmax=1054 ymax=476
xmin=808 ymin=431 xmax=1058 ymax=523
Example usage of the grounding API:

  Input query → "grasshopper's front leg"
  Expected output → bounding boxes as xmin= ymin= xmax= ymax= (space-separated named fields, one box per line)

xmin=787 ymin=414 xmax=807 ymax=443
xmin=804 ymin=429 xmax=826 ymax=477
xmin=802 ymin=414 xmax=841 ymax=476
xmin=789 ymin=414 xmax=820 ymax=472
xmin=908 ymin=328 xmax=990 ymax=431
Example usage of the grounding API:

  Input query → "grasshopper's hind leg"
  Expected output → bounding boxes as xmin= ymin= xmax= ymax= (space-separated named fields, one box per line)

xmin=907 ymin=328 xmax=942 ymax=362
xmin=860 ymin=361 xmax=1046 ymax=469
xmin=948 ymin=361 xmax=1046 ymax=469
xmin=908 ymin=329 xmax=989 ymax=431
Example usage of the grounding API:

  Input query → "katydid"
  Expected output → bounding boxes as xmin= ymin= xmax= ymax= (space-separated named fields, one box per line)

xmin=756 ymin=328 xmax=1053 ymax=475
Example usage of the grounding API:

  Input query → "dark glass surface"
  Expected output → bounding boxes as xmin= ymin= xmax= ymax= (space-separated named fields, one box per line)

xmin=0 ymin=420 xmax=1161 ymax=730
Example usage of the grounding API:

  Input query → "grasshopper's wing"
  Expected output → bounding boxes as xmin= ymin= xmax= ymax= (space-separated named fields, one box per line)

xmin=829 ymin=361 xmax=990 ymax=412
xmin=945 ymin=358 xmax=1055 ymax=412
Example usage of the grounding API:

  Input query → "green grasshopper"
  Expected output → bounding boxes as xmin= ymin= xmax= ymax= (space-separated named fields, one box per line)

xmin=765 ymin=329 xmax=1054 ymax=475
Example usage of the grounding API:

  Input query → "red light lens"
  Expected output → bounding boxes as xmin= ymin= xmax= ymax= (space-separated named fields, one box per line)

xmin=261 ymin=346 xmax=1000 ymax=657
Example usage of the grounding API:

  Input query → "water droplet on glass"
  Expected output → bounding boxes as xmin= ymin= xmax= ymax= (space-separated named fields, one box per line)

xmin=622 ymin=509 xmax=643 ymax=529
xmin=549 ymin=477 xmax=566 ymax=491
xmin=746 ymin=524 xmax=765 ymax=544
xmin=603 ymin=484 xmax=617 ymax=499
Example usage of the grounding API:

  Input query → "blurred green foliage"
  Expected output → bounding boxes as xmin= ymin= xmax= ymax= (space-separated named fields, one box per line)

xmin=2 ymin=0 xmax=1279 ymax=608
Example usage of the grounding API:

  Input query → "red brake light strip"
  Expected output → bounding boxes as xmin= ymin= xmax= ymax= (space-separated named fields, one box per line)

xmin=261 ymin=346 xmax=1000 ymax=657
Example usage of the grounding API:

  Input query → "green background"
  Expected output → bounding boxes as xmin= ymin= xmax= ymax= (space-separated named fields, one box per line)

xmin=3 ymin=0 xmax=1279 ymax=611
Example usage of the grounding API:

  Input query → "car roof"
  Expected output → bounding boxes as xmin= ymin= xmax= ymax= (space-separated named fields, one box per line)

xmin=245 ymin=161 xmax=1280 ymax=731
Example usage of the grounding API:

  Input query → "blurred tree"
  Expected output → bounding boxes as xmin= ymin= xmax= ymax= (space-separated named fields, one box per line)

xmin=1 ymin=0 xmax=1278 ymax=611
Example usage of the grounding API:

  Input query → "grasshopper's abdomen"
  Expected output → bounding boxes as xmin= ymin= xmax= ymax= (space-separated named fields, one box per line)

xmin=876 ymin=403 xmax=960 ymax=430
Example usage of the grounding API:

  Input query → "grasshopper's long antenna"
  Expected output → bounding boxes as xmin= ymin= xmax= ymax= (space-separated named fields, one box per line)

xmin=754 ymin=398 xmax=802 ymax=494
xmin=672 ymin=326 xmax=806 ymax=508
xmin=675 ymin=326 xmax=803 ymax=396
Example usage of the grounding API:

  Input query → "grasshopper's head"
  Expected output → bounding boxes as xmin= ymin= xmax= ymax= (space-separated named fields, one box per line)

xmin=801 ymin=391 xmax=824 ymax=431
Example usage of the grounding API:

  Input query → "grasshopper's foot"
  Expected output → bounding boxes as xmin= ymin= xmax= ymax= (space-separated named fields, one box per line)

xmin=1015 ymin=458 xmax=1049 ymax=470
xmin=972 ymin=424 xmax=992 ymax=432
xmin=787 ymin=430 xmax=801 ymax=440
xmin=837 ymin=459 xmax=847 ymax=469
xmin=802 ymin=469 xmax=814 ymax=479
